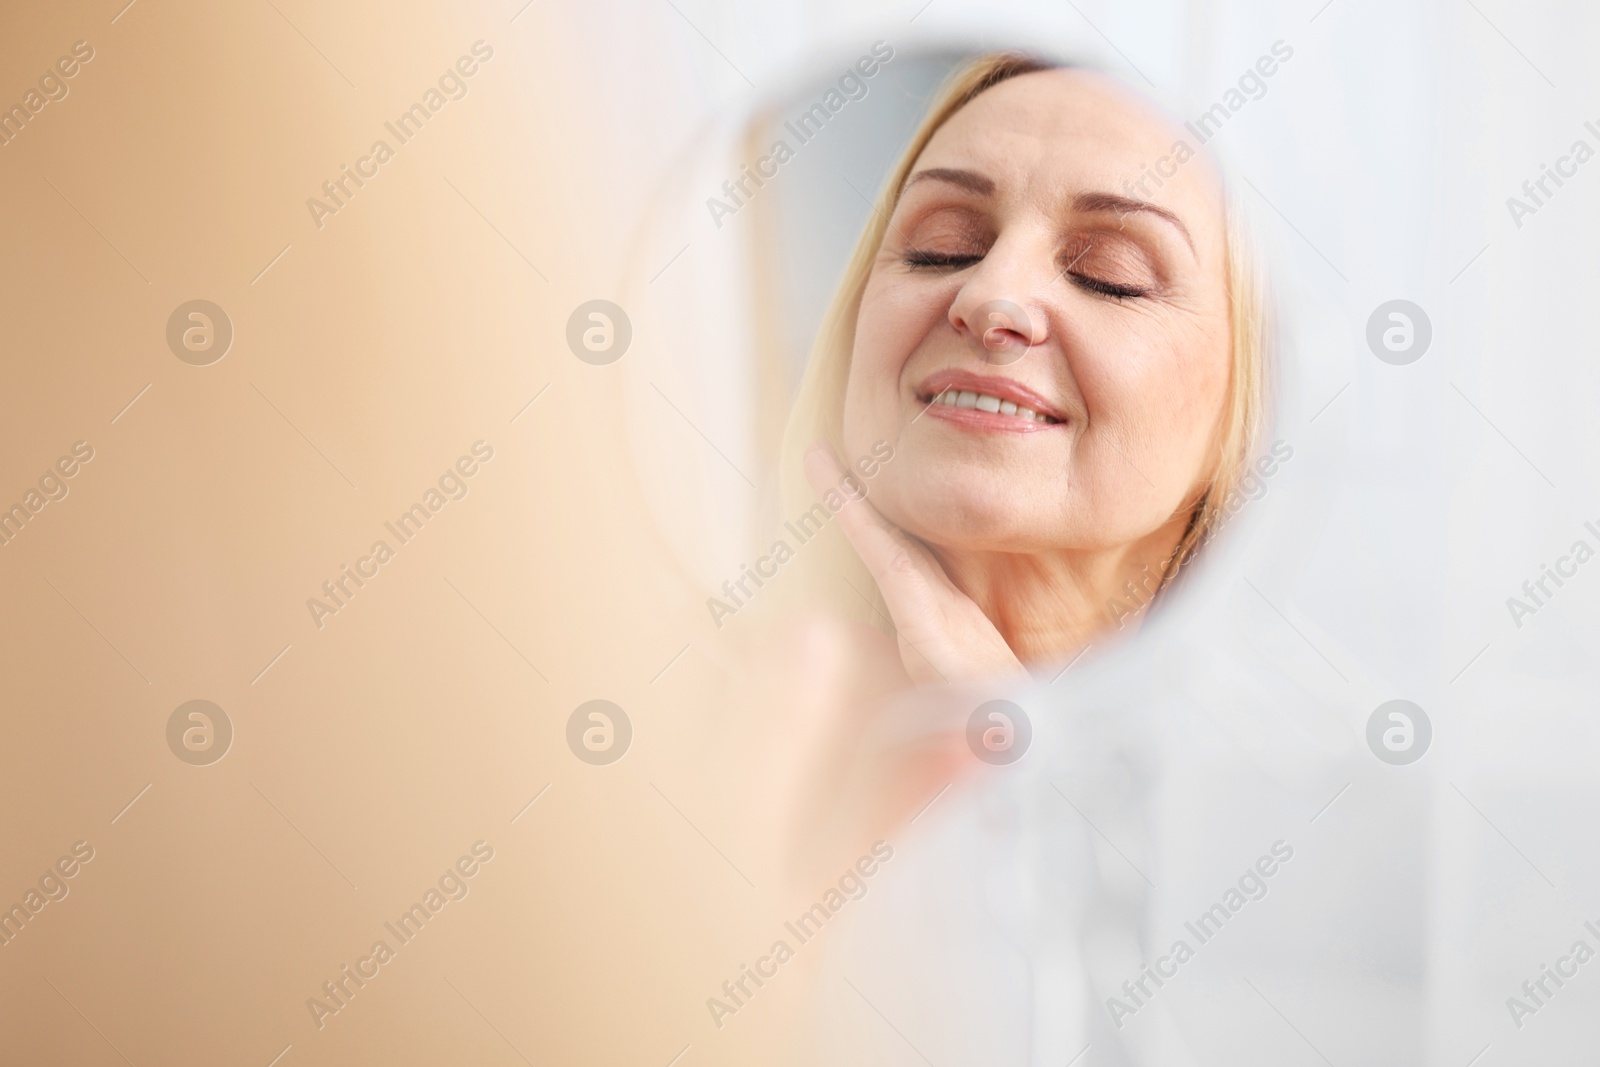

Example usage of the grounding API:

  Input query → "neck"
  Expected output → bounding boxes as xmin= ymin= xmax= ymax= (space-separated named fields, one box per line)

xmin=931 ymin=516 xmax=1191 ymax=666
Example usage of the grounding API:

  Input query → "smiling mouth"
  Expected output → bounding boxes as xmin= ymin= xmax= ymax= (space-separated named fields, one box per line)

xmin=914 ymin=371 xmax=1068 ymax=432
xmin=921 ymin=387 xmax=1062 ymax=424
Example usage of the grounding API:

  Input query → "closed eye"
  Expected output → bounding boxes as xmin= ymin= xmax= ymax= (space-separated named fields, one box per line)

xmin=1072 ymin=275 xmax=1149 ymax=300
xmin=903 ymin=250 xmax=1153 ymax=299
xmin=1060 ymin=235 xmax=1157 ymax=301
xmin=903 ymin=250 xmax=983 ymax=270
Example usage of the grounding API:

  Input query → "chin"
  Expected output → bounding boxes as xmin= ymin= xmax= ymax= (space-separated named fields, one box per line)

xmin=872 ymin=464 xmax=1067 ymax=553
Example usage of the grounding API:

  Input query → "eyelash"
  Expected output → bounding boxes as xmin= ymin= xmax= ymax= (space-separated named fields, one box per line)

xmin=902 ymin=250 xmax=981 ymax=270
xmin=901 ymin=249 xmax=1150 ymax=300
xmin=1073 ymin=276 xmax=1149 ymax=301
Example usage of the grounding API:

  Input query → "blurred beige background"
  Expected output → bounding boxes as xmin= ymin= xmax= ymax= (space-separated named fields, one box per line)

xmin=0 ymin=2 xmax=811 ymax=1063
xmin=11 ymin=0 xmax=1600 ymax=1063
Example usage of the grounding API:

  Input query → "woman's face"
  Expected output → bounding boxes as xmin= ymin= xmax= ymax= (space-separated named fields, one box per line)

xmin=842 ymin=68 xmax=1233 ymax=555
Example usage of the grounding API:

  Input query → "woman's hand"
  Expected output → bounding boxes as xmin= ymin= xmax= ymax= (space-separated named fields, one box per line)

xmin=804 ymin=442 xmax=1030 ymax=687
xmin=729 ymin=615 xmax=971 ymax=888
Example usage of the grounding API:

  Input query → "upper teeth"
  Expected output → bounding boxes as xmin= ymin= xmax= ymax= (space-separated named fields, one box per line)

xmin=935 ymin=389 xmax=1052 ymax=422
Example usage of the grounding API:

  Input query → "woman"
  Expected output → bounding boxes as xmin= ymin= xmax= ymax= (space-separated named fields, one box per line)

xmin=714 ymin=56 xmax=1279 ymax=1063
xmin=720 ymin=49 xmax=1274 ymax=933
xmin=780 ymin=53 xmax=1268 ymax=688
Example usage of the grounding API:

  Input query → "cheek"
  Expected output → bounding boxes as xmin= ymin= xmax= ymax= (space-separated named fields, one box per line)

xmin=1081 ymin=319 xmax=1229 ymax=444
xmin=1169 ymin=332 xmax=1233 ymax=445
xmin=843 ymin=274 xmax=946 ymax=446
xmin=1071 ymin=317 xmax=1231 ymax=514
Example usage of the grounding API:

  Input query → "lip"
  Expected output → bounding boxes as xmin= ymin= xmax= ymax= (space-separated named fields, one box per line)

xmin=913 ymin=369 xmax=1069 ymax=433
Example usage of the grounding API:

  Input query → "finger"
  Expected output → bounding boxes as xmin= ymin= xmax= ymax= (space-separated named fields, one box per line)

xmin=802 ymin=442 xmax=947 ymax=596
xmin=801 ymin=438 xmax=848 ymax=495
xmin=802 ymin=444 xmax=962 ymax=684
xmin=802 ymin=443 xmax=1026 ymax=686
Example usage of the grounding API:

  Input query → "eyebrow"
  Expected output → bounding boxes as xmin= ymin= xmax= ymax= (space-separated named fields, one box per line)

xmin=902 ymin=167 xmax=1197 ymax=256
xmin=902 ymin=167 xmax=995 ymax=196
xmin=1073 ymin=191 xmax=1196 ymax=255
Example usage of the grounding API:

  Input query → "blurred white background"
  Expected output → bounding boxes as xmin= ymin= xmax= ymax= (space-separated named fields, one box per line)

xmin=541 ymin=0 xmax=1600 ymax=1061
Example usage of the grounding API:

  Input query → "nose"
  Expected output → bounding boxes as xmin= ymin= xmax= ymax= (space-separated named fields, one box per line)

xmin=947 ymin=243 xmax=1052 ymax=365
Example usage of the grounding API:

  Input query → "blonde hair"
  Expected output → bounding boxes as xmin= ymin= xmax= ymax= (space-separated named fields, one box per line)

xmin=777 ymin=52 xmax=1269 ymax=624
